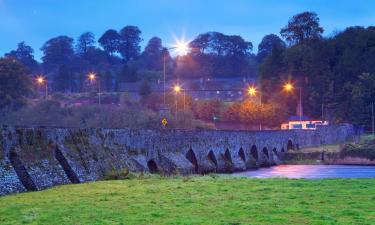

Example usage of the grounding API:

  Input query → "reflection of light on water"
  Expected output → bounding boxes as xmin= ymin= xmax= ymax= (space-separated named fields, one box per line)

xmin=233 ymin=165 xmax=375 ymax=179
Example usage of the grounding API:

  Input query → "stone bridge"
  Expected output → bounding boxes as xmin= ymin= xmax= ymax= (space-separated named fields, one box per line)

xmin=0 ymin=124 xmax=355 ymax=196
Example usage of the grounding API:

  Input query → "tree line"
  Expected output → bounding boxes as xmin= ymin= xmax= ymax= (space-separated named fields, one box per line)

xmin=2 ymin=11 xmax=375 ymax=129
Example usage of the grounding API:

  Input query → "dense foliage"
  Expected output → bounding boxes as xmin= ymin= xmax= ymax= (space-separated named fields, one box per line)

xmin=259 ymin=24 xmax=375 ymax=129
xmin=2 ymin=11 xmax=375 ymax=129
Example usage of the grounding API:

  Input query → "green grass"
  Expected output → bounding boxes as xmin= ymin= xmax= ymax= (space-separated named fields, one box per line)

xmin=1 ymin=176 xmax=375 ymax=225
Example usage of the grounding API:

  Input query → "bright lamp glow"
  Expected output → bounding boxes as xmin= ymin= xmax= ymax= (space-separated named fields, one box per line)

xmin=172 ymin=39 xmax=190 ymax=56
xmin=88 ymin=73 xmax=96 ymax=81
xmin=283 ymin=82 xmax=294 ymax=92
xmin=173 ymin=85 xmax=182 ymax=93
xmin=36 ymin=76 xmax=45 ymax=84
xmin=248 ymin=86 xmax=257 ymax=96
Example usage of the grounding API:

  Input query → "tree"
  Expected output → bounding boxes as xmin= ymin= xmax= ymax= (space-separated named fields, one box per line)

xmin=119 ymin=61 xmax=139 ymax=83
xmin=119 ymin=26 xmax=142 ymax=61
xmin=40 ymin=36 xmax=75 ymax=72
xmin=98 ymin=29 xmax=121 ymax=56
xmin=53 ymin=64 xmax=73 ymax=92
xmin=104 ymin=71 xmax=113 ymax=92
xmin=0 ymin=58 xmax=33 ymax=109
xmin=257 ymin=34 xmax=285 ymax=62
xmin=280 ymin=11 xmax=324 ymax=45
xmin=76 ymin=32 xmax=96 ymax=56
xmin=5 ymin=42 xmax=39 ymax=72
xmin=181 ymin=32 xmax=253 ymax=78
xmin=139 ymin=80 xmax=152 ymax=97
xmin=351 ymin=73 xmax=375 ymax=128
xmin=141 ymin=37 xmax=164 ymax=70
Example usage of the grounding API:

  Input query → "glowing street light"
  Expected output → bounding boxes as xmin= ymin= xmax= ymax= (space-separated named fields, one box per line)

xmin=88 ymin=73 xmax=96 ymax=81
xmin=36 ymin=76 xmax=48 ymax=99
xmin=88 ymin=72 xmax=101 ymax=105
xmin=283 ymin=82 xmax=303 ymax=122
xmin=247 ymin=85 xmax=262 ymax=130
xmin=283 ymin=82 xmax=294 ymax=92
xmin=173 ymin=85 xmax=182 ymax=93
xmin=172 ymin=39 xmax=190 ymax=56
xmin=162 ymin=37 xmax=191 ymax=108
xmin=248 ymin=86 xmax=257 ymax=96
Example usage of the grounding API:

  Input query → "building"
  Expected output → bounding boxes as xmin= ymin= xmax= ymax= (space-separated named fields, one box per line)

xmin=281 ymin=116 xmax=328 ymax=130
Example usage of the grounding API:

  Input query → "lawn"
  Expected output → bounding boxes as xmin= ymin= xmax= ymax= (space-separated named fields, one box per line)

xmin=0 ymin=176 xmax=375 ymax=225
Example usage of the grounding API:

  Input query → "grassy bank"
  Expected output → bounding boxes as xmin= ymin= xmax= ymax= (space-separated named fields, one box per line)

xmin=1 ymin=176 xmax=375 ymax=224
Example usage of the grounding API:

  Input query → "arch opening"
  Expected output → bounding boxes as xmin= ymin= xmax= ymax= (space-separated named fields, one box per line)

xmin=147 ymin=160 xmax=159 ymax=173
xmin=281 ymin=147 xmax=285 ymax=152
xmin=287 ymin=140 xmax=294 ymax=151
xmin=224 ymin=149 xmax=233 ymax=163
xmin=250 ymin=145 xmax=258 ymax=161
xmin=186 ymin=148 xmax=199 ymax=173
xmin=263 ymin=147 xmax=269 ymax=159
xmin=272 ymin=148 xmax=278 ymax=157
xmin=238 ymin=148 xmax=246 ymax=162
xmin=207 ymin=150 xmax=218 ymax=168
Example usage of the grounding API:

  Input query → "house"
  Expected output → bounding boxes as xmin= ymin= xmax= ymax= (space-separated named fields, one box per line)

xmin=281 ymin=116 xmax=328 ymax=130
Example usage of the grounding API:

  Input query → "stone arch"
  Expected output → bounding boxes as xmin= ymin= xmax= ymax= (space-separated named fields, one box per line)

xmin=263 ymin=147 xmax=269 ymax=159
xmin=287 ymin=139 xmax=294 ymax=151
xmin=147 ymin=160 xmax=159 ymax=173
xmin=207 ymin=150 xmax=218 ymax=168
xmin=272 ymin=148 xmax=278 ymax=157
xmin=250 ymin=145 xmax=258 ymax=161
xmin=186 ymin=148 xmax=199 ymax=173
xmin=238 ymin=148 xmax=246 ymax=162
xmin=9 ymin=150 xmax=38 ymax=191
xmin=224 ymin=149 xmax=233 ymax=163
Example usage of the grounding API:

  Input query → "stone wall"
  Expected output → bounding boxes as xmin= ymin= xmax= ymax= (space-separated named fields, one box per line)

xmin=0 ymin=124 xmax=355 ymax=196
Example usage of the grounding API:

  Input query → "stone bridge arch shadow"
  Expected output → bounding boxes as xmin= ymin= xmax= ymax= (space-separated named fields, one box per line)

xmin=216 ymin=149 xmax=233 ymax=173
xmin=185 ymin=148 xmax=199 ymax=173
xmin=206 ymin=150 xmax=218 ymax=173
xmin=287 ymin=139 xmax=294 ymax=151
xmin=238 ymin=148 xmax=246 ymax=162
xmin=260 ymin=147 xmax=271 ymax=167
xmin=147 ymin=159 xmax=159 ymax=173
xmin=250 ymin=145 xmax=259 ymax=163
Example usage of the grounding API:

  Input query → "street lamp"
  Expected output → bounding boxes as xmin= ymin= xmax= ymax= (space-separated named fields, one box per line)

xmin=173 ymin=84 xmax=183 ymax=120
xmin=162 ymin=38 xmax=190 ymax=107
xmin=36 ymin=76 xmax=48 ymax=99
xmin=88 ymin=72 xmax=101 ymax=105
xmin=283 ymin=82 xmax=303 ymax=122
xmin=248 ymin=85 xmax=262 ymax=130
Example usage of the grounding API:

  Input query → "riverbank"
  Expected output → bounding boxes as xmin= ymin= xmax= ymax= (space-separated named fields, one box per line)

xmin=282 ymin=136 xmax=375 ymax=165
xmin=1 ymin=176 xmax=375 ymax=224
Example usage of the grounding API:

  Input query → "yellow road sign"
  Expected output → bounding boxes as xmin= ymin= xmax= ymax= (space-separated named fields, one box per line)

xmin=161 ymin=118 xmax=168 ymax=127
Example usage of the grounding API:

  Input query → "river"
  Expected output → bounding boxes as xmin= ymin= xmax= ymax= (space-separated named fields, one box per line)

xmin=232 ymin=165 xmax=375 ymax=179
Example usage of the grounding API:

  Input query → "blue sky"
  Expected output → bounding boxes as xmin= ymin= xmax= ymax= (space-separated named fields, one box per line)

xmin=0 ymin=0 xmax=374 ymax=61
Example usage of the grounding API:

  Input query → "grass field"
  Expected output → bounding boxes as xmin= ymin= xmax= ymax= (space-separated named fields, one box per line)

xmin=1 ymin=176 xmax=375 ymax=225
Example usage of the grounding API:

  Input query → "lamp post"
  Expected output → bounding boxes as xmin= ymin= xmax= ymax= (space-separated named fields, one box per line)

xmin=248 ymin=86 xmax=262 ymax=130
xmin=162 ymin=38 xmax=190 ymax=107
xmin=88 ymin=72 xmax=101 ymax=105
xmin=283 ymin=82 xmax=303 ymax=123
xmin=173 ymin=84 xmax=182 ymax=120
xmin=36 ymin=76 xmax=48 ymax=99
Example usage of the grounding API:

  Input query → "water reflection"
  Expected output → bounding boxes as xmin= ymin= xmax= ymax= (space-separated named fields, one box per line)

xmin=232 ymin=165 xmax=375 ymax=179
